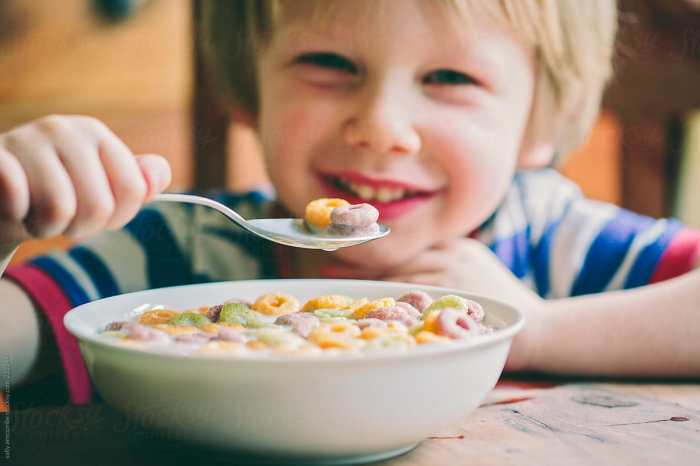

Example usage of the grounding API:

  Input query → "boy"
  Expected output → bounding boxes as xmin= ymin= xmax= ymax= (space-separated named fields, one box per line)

xmin=1 ymin=0 xmax=699 ymax=404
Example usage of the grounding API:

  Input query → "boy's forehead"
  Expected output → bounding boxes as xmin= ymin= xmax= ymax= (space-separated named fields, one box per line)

xmin=272 ymin=0 xmax=510 ymax=46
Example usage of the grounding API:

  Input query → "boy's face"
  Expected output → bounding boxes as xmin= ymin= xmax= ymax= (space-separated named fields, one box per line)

xmin=256 ymin=0 xmax=536 ymax=269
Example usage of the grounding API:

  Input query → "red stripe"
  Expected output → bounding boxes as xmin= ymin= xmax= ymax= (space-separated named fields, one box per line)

xmin=650 ymin=229 xmax=700 ymax=284
xmin=4 ymin=265 xmax=93 ymax=405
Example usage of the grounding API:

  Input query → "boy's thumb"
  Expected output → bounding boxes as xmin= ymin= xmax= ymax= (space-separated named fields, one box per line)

xmin=136 ymin=154 xmax=172 ymax=200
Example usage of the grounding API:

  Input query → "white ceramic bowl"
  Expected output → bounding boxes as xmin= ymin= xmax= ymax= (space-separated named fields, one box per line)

xmin=64 ymin=279 xmax=524 ymax=464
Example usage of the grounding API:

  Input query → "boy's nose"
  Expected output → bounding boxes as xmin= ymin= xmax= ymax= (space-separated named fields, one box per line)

xmin=343 ymin=87 xmax=421 ymax=156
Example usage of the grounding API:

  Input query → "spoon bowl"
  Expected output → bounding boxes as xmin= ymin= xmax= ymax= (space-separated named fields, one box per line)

xmin=153 ymin=193 xmax=390 ymax=251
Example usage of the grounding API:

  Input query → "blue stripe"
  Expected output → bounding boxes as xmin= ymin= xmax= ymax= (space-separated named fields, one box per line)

xmin=571 ymin=210 xmax=655 ymax=296
xmin=490 ymin=229 xmax=530 ymax=279
xmin=532 ymin=221 xmax=558 ymax=298
xmin=68 ymin=246 xmax=121 ymax=298
xmin=125 ymin=208 xmax=191 ymax=288
xmin=30 ymin=256 xmax=90 ymax=306
xmin=624 ymin=220 xmax=682 ymax=289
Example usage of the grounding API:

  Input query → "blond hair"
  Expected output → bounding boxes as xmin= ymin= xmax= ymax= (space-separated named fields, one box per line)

xmin=200 ymin=0 xmax=617 ymax=157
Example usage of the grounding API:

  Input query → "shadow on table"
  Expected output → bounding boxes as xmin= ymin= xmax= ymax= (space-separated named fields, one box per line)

xmin=3 ymin=403 xmax=352 ymax=466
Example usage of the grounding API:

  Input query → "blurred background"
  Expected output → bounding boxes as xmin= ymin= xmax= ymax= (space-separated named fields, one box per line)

xmin=1 ymin=0 xmax=699 ymax=265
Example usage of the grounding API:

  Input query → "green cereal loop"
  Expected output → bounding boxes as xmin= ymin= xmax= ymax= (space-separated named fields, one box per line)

xmin=312 ymin=308 xmax=354 ymax=319
xmin=168 ymin=311 xmax=210 ymax=327
xmin=220 ymin=303 xmax=268 ymax=328
xmin=423 ymin=295 xmax=470 ymax=318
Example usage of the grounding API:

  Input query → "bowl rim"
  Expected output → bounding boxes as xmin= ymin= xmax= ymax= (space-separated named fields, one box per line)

xmin=64 ymin=278 xmax=525 ymax=365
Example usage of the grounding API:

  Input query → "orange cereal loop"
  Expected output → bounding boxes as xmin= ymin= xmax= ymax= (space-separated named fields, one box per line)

xmin=350 ymin=297 xmax=396 ymax=319
xmin=252 ymin=292 xmax=300 ymax=316
xmin=304 ymin=198 xmax=350 ymax=230
xmin=360 ymin=326 xmax=387 ymax=340
xmin=301 ymin=294 xmax=354 ymax=312
xmin=138 ymin=309 xmax=177 ymax=326
xmin=199 ymin=323 xmax=222 ymax=334
xmin=421 ymin=311 xmax=440 ymax=334
xmin=247 ymin=340 xmax=268 ymax=351
xmin=218 ymin=322 xmax=246 ymax=330
xmin=415 ymin=331 xmax=451 ymax=345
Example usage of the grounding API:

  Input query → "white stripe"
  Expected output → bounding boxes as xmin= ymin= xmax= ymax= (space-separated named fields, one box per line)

xmin=605 ymin=219 xmax=669 ymax=291
xmin=520 ymin=171 xmax=581 ymax=243
xmin=484 ymin=188 xmax=528 ymax=244
xmin=83 ymin=230 xmax=147 ymax=294
xmin=46 ymin=251 xmax=99 ymax=301
xmin=548 ymin=200 xmax=618 ymax=298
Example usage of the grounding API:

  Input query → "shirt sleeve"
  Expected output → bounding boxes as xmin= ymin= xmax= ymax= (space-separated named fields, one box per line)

xmin=519 ymin=170 xmax=700 ymax=299
xmin=3 ymin=190 xmax=274 ymax=404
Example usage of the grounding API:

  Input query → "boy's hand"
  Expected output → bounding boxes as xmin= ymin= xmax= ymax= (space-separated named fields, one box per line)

xmin=0 ymin=115 xmax=171 ymax=254
xmin=322 ymin=238 xmax=545 ymax=371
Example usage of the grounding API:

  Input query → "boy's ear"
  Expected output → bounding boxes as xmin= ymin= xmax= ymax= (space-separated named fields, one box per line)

xmin=517 ymin=141 xmax=556 ymax=169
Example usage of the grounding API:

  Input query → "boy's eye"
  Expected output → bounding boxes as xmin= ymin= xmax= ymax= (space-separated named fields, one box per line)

xmin=423 ymin=69 xmax=476 ymax=86
xmin=295 ymin=52 xmax=357 ymax=73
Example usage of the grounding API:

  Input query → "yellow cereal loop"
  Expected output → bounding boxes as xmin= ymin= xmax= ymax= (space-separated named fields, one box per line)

xmin=304 ymin=198 xmax=350 ymax=230
xmin=415 ymin=331 xmax=450 ymax=345
xmin=252 ymin=293 xmax=300 ymax=316
xmin=199 ymin=323 xmax=222 ymax=334
xmin=309 ymin=322 xmax=362 ymax=349
xmin=351 ymin=297 xmax=396 ymax=319
xmin=138 ymin=310 xmax=177 ymax=326
xmin=301 ymin=294 xmax=354 ymax=312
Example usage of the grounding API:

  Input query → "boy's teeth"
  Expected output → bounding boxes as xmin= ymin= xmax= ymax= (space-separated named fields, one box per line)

xmin=357 ymin=185 xmax=375 ymax=200
xmin=376 ymin=187 xmax=397 ymax=202
xmin=341 ymin=178 xmax=408 ymax=202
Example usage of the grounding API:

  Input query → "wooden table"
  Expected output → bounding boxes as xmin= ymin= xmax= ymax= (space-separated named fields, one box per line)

xmin=3 ymin=381 xmax=699 ymax=466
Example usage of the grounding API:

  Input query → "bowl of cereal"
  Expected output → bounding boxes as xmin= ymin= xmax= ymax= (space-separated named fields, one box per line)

xmin=64 ymin=279 xmax=523 ymax=464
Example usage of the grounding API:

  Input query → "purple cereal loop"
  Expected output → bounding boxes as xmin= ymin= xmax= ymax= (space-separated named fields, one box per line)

xmin=122 ymin=323 xmax=168 ymax=341
xmin=395 ymin=302 xmax=421 ymax=319
xmin=275 ymin=312 xmax=320 ymax=338
xmin=217 ymin=327 xmax=247 ymax=343
xmin=365 ymin=306 xmax=419 ymax=327
xmin=105 ymin=321 xmax=127 ymax=331
xmin=330 ymin=203 xmax=379 ymax=228
xmin=175 ymin=333 xmax=212 ymax=344
xmin=207 ymin=305 xmax=224 ymax=322
xmin=465 ymin=300 xmax=485 ymax=322
xmin=435 ymin=309 xmax=479 ymax=339
xmin=357 ymin=318 xmax=388 ymax=329
xmin=397 ymin=291 xmax=433 ymax=312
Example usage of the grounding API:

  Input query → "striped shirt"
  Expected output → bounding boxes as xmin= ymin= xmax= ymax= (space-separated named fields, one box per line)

xmin=6 ymin=168 xmax=700 ymax=404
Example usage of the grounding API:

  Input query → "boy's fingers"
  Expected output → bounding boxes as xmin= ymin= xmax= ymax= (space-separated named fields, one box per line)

xmin=97 ymin=137 xmax=148 ymax=230
xmin=4 ymin=133 xmax=77 ymax=238
xmin=135 ymin=154 xmax=172 ymax=201
xmin=0 ymin=147 xmax=30 ymax=222
xmin=50 ymin=128 xmax=116 ymax=239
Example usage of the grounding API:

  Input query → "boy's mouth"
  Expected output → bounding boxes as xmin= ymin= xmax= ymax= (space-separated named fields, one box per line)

xmin=318 ymin=171 xmax=440 ymax=221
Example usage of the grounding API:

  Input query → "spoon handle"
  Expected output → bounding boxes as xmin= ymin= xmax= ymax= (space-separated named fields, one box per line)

xmin=153 ymin=193 xmax=250 ymax=231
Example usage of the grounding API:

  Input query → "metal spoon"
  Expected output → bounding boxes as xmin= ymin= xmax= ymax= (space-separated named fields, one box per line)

xmin=153 ymin=193 xmax=390 ymax=251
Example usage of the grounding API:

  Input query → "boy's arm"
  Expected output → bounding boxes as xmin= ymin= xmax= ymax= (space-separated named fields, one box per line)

xmin=0 ymin=278 xmax=45 ymax=387
xmin=527 ymin=267 xmax=700 ymax=376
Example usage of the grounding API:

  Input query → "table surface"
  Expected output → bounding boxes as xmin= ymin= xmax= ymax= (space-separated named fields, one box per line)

xmin=3 ymin=381 xmax=699 ymax=466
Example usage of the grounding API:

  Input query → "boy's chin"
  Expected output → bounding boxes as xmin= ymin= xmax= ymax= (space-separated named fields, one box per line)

xmin=332 ymin=241 xmax=414 ymax=271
